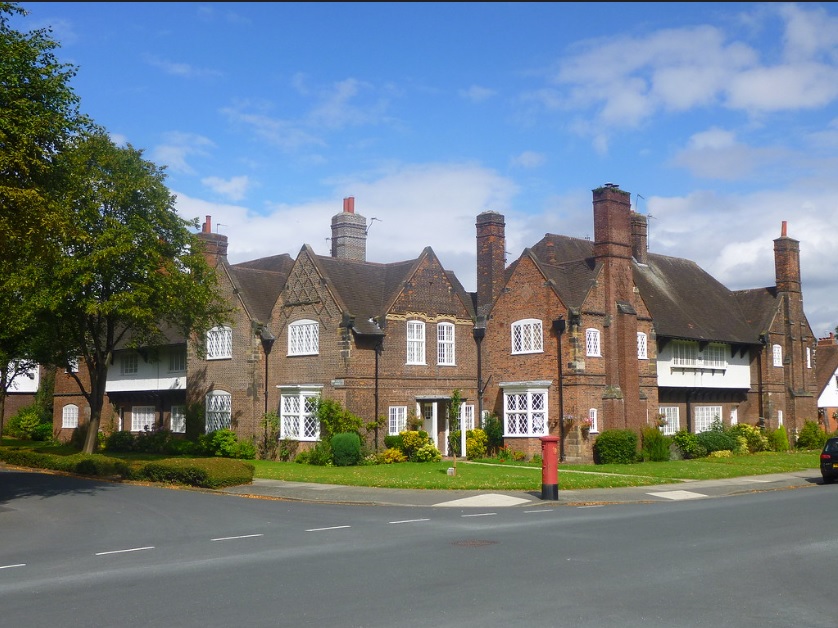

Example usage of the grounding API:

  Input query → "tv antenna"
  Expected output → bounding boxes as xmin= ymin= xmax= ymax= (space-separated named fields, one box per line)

xmin=365 ymin=217 xmax=382 ymax=235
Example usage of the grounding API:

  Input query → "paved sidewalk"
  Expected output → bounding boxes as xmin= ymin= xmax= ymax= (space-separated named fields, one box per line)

xmin=219 ymin=469 xmax=824 ymax=508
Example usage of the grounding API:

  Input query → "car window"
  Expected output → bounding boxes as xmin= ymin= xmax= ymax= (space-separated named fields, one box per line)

xmin=826 ymin=440 xmax=838 ymax=453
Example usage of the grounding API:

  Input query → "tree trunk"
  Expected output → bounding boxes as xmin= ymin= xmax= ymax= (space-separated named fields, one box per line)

xmin=81 ymin=363 xmax=108 ymax=454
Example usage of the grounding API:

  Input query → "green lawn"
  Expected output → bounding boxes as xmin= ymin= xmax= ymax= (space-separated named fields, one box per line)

xmin=249 ymin=450 xmax=822 ymax=491
xmin=1 ymin=438 xmax=822 ymax=491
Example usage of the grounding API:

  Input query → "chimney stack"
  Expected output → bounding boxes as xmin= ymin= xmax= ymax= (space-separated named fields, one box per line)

xmin=476 ymin=211 xmax=506 ymax=316
xmin=774 ymin=220 xmax=800 ymax=294
xmin=631 ymin=211 xmax=648 ymax=264
xmin=331 ymin=196 xmax=367 ymax=261
xmin=195 ymin=215 xmax=228 ymax=266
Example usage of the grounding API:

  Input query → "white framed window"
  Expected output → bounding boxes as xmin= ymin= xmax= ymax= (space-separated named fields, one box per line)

xmin=205 ymin=390 xmax=232 ymax=432
xmin=701 ymin=343 xmax=727 ymax=368
xmin=637 ymin=332 xmax=647 ymax=360
xmin=207 ymin=326 xmax=232 ymax=360
xmin=407 ymin=320 xmax=426 ymax=365
xmin=772 ymin=344 xmax=782 ymax=367
xmin=170 ymin=405 xmax=186 ymax=434
xmin=511 ymin=319 xmax=543 ymax=354
xmin=131 ymin=405 xmax=155 ymax=432
xmin=585 ymin=328 xmax=601 ymax=357
xmin=62 ymin=404 xmax=79 ymax=428
xmin=280 ymin=387 xmax=321 ymax=440
xmin=389 ymin=406 xmax=407 ymax=435
xmin=461 ymin=404 xmax=475 ymax=431
xmin=121 ymin=352 xmax=138 ymax=375
xmin=437 ymin=322 xmax=455 ymax=365
xmin=672 ymin=340 xmax=697 ymax=366
xmin=588 ymin=408 xmax=599 ymax=433
xmin=503 ymin=387 xmax=548 ymax=437
xmin=659 ymin=406 xmax=679 ymax=436
xmin=288 ymin=319 xmax=319 ymax=356
xmin=777 ymin=410 xmax=783 ymax=426
xmin=729 ymin=407 xmax=738 ymax=426
xmin=66 ymin=357 xmax=79 ymax=373
xmin=694 ymin=405 xmax=722 ymax=433
xmin=169 ymin=348 xmax=186 ymax=373
xmin=807 ymin=347 xmax=812 ymax=369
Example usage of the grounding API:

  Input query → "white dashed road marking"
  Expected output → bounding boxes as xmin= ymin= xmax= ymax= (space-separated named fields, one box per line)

xmin=95 ymin=546 xmax=154 ymax=556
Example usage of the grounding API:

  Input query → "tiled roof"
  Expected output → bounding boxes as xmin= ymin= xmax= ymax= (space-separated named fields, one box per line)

xmin=634 ymin=254 xmax=757 ymax=343
xmin=815 ymin=343 xmax=838 ymax=397
xmin=313 ymin=247 xmax=475 ymax=336
xmin=528 ymin=233 xmax=763 ymax=344
xmin=230 ymin=254 xmax=294 ymax=324
xmin=314 ymin=254 xmax=417 ymax=336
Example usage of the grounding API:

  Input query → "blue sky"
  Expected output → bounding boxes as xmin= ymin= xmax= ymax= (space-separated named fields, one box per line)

xmin=15 ymin=2 xmax=838 ymax=338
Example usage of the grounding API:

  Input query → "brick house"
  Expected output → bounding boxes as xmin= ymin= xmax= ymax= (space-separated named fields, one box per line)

xmin=44 ymin=184 xmax=820 ymax=461
xmin=815 ymin=333 xmax=838 ymax=432
xmin=478 ymin=184 xmax=818 ymax=462
xmin=266 ymin=197 xmax=478 ymax=453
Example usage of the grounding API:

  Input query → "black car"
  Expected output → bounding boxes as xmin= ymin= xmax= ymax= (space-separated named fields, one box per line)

xmin=820 ymin=437 xmax=838 ymax=484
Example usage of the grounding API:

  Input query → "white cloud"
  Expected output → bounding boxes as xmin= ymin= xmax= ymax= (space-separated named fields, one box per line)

xmin=142 ymin=54 xmax=223 ymax=79
xmin=510 ymin=151 xmax=545 ymax=168
xmin=174 ymin=162 xmax=518 ymax=293
xmin=201 ymin=175 xmax=251 ymax=202
xmin=151 ymin=132 xmax=215 ymax=175
xmin=459 ymin=85 xmax=496 ymax=103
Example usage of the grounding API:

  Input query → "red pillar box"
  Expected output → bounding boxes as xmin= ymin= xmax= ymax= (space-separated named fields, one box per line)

xmin=540 ymin=435 xmax=560 ymax=500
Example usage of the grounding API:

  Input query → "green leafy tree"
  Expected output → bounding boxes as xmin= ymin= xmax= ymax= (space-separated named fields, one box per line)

xmin=38 ymin=130 xmax=230 ymax=453
xmin=0 ymin=2 xmax=88 ymax=432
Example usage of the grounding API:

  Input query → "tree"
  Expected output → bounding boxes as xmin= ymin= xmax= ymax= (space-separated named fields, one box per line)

xmin=447 ymin=388 xmax=463 ymax=471
xmin=40 ymin=130 xmax=231 ymax=453
xmin=0 ymin=2 xmax=88 ymax=430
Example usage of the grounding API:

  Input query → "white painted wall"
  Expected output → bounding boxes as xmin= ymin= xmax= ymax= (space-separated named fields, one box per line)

xmin=656 ymin=343 xmax=751 ymax=388
xmin=106 ymin=348 xmax=186 ymax=392
xmin=818 ymin=367 xmax=838 ymax=408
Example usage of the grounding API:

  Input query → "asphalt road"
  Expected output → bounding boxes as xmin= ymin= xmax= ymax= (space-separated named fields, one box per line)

xmin=1 ymin=467 xmax=836 ymax=627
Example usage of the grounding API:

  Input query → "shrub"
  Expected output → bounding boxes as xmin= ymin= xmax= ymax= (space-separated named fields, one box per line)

xmin=414 ymin=443 xmax=441 ymax=462
xmin=332 ymin=432 xmax=361 ymax=466
xmin=671 ymin=430 xmax=707 ymax=459
xmin=377 ymin=447 xmax=407 ymax=464
xmin=641 ymin=427 xmax=671 ymax=462
xmin=384 ymin=434 xmax=404 ymax=451
xmin=482 ymin=414 xmax=504 ymax=456
xmin=256 ymin=412 xmax=280 ymax=460
xmin=795 ymin=420 xmax=826 ymax=450
xmin=30 ymin=423 xmax=54 ymax=442
xmin=317 ymin=398 xmax=363 ymax=443
xmin=136 ymin=457 xmax=254 ymax=488
xmin=400 ymin=430 xmax=433 ymax=461
xmin=593 ymin=429 xmax=638 ymax=464
xmin=278 ymin=438 xmax=298 ymax=462
xmin=105 ymin=430 xmax=136 ymax=452
xmin=696 ymin=429 xmax=736 ymax=455
xmin=768 ymin=426 xmax=790 ymax=452
xmin=304 ymin=440 xmax=333 ymax=466
xmin=133 ymin=428 xmax=175 ymax=454
xmin=4 ymin=406 xmax=44 ymax=439
xmin=728 ymin=423 xmax=768 ymax=453
xmin=466 ymin=429 xmax=488 ymax=460
xmin=709 ymin=449 xmax=733 ymax=458
xmin=198 ymin=429 xmax=256 ymax=460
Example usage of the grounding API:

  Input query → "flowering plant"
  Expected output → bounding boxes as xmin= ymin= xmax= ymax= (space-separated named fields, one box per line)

xmin=654 ymin=414 xmax=668 ymax=428
xmin=562 ymin=414 xmax=575 ymax=423
xmin=581 ymin=417 xmax=593 ymax=429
